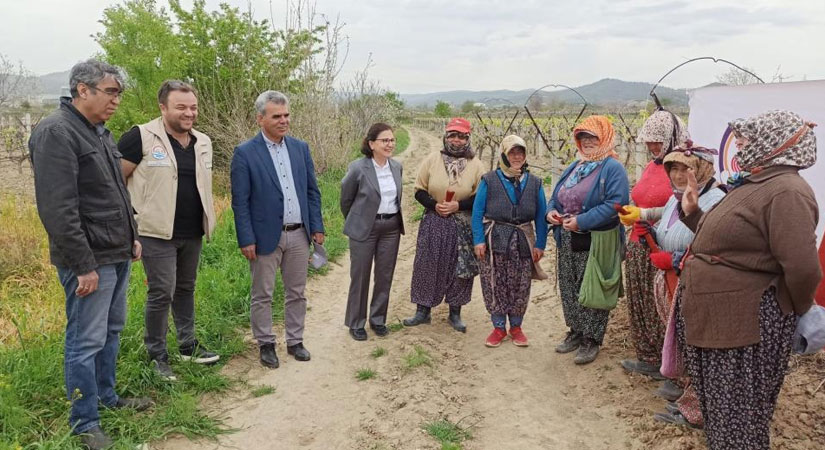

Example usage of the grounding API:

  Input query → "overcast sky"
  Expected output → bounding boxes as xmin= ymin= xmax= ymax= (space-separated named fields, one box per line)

xmin=1 ymin=0 xmax=824 ymax=94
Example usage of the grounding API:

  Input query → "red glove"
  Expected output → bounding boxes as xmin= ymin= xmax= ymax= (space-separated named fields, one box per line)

xmin=649 ymin=251 xmax=674 ymax=270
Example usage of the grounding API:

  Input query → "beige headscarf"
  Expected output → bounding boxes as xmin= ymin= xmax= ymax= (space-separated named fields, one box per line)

xmin=498 ymin=135 xmax=527 ymax=178
xmin=663 ymin=142 xmax=717 ymax=190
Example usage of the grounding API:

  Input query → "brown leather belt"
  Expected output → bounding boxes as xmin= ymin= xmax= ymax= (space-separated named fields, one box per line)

xmin=282 ymin=223 xmax=304 ymax=231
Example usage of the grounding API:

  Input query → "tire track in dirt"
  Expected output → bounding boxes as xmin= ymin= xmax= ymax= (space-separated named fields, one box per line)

xmin=154 ymin=127 xmax=638 ymax=450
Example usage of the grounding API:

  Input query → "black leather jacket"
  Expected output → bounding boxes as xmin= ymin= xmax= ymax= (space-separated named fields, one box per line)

xmin=29 ymin=97 xmax=136 ymax=274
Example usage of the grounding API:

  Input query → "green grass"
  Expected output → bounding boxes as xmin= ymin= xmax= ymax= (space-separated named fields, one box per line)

xmin=410 ymin=204 xmax=426 ymax=222
xmin=250 ymin=385 xmax=276 ymax=398
xmin=393 ymin=127 xmax=410 ymax=155
xmin=422 ymin=418 xmax=472 ymax=449
xmin=0 ymin=167 xmax=352 ymax=448
xmin=403 ymin=345 xmax=433 ymax=371
xmin=370 ymin=347 xmax=387 ymax=359
xmin=355 ymin=368 xmax=377 ymax=381
xmin=387 ymin=320 xmax=405 ymax=333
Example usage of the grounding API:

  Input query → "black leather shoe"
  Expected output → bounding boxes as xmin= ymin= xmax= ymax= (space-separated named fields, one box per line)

xmin=259 ymin=343 xmax=279 ymax=369
xmin=350 ymin=328 xmax=368 ymax=341
xmin=370 ymin=324 xmax=389 ymax=337
xmin=402 ymin=305 xmax=431 ymax=326
xmin=448 ymin=306 xmax=466 ymax=333
xmin=287 ymin=342 xmax=311 ymax=361
xmin=77 ymin=426 xmax=113 ymax=450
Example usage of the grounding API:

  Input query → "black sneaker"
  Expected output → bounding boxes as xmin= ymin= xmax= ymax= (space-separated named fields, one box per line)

xmin=555 ymin=330 xmax=582 ymax=354
xmin=179 ymin=341 xmax=220 ymax=364
xmin=150 ymin=354 xmax=177 ymax=381
xmin=573 ymin=338 xmax=600 ymax=365
xmin=77 ymin=426 xmax=113 ymax=450
xmin=370 ymin=324 xmax=389 ymax=337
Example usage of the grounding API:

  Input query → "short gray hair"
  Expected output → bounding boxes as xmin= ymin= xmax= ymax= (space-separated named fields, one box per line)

xmin=69 ymin=59 xmax=125 ymax=98
xmin=254 ymin=90 xmax=289 ymax=115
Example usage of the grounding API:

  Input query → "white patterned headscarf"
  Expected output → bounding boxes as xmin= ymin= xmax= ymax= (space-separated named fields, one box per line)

xmin=729 ymin=110 xmax=817 ymax=171
xmin=637 ymin=109 xmax=690 ymax=158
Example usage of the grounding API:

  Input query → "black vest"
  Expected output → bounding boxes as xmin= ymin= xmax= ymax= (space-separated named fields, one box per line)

xmin=482 ymin=171 xmax=540 ymax=257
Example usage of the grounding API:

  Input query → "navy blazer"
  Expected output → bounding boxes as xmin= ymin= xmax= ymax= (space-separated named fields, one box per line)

xmin=547 ymin=157 xmax=629 ymax=248
xmin=230 ymin=132 xmax=325 ymax=255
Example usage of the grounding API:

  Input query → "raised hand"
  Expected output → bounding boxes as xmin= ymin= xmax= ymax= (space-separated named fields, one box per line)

xmin=681 ymin=168 xmax=699 ymax=216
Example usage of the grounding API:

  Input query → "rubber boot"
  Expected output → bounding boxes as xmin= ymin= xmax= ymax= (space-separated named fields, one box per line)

xmin=402 ymin=304 xmax=431 ymax=326
xmin=448 ymin=306 xmax=466 ymax=333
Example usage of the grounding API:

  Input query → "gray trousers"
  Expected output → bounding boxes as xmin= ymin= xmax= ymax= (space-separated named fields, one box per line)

xmin=345 ymin=215 xmax=402 ymax=329
xmin=139 ymin=236 xmax=203 ymax=358
xmin=250 ymin=229 xmax=310 ymax=346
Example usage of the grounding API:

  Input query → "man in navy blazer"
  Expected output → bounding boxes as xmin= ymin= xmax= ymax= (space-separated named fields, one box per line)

xmin=230 ymin=90 xmax=324 ymax=368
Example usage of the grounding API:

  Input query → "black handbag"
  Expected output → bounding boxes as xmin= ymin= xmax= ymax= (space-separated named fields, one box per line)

xmin=570 ymin=231 xmax=592 ymax=252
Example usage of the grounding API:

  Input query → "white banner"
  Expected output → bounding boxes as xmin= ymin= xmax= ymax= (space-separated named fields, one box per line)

xmin=687 ymin=80 xmax=825 ymax=305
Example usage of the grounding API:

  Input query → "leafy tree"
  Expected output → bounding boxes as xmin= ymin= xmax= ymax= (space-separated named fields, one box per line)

xmin=96 ymin=0 xmax=323 ymax=167
xmin=460 ymin=100 xmax=481 ymax=115
xmin=434 ymin=100 xmax=452 ymax=118
xmin=384 ymin=91 xmax=405 ymax=111
xmin=96 ymin=0 xmax=184 ymax=136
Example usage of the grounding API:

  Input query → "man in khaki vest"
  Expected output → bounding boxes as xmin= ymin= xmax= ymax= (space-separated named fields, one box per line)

xmin=119 ymin=80 xmax=218 ymax=381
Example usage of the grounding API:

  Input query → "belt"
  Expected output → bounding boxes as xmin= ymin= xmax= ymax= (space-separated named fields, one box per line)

xmin=282 ymin=223 xmax=304 ymax=231
xmin=375 ymin=212 xmax=399 ymax=220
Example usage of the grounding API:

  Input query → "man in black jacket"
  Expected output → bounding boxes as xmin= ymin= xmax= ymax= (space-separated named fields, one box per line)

xmin=29 ymin=59 xmax=151 ymax=450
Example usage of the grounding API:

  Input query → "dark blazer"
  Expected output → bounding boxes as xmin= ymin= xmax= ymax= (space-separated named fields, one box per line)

xmin=340 ymin=157 xmax=405 ymax=242
xmin=231 ymin=132 xmax=324 ymax=255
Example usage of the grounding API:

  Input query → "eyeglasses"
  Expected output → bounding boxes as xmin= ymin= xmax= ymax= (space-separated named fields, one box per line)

xmin=88 ymin=85 xmax=124 ymax=99
xmin=446 ymin=132 xmax=470 ymax=140
xmin=374 ymin=138 xmax=396 ymax=144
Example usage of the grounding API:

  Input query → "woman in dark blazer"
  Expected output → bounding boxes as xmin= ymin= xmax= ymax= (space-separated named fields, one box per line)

xmin=340 ymin=123 xmax=405 ymax=341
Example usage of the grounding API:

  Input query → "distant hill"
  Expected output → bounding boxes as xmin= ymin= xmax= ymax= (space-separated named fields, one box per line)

xmin=34 ymin=71 xmax=691 ymax=108
xmin=401 ymin=78 xmax=689 ymax=108
xmin=37 ymin=70 xmax=71 ymax=97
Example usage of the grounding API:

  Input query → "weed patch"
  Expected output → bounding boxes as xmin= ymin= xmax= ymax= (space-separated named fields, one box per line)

xmin=403 ymin=346 xmax=433 ymax=371
xmin=355 ymin=368 xmax=377 ymax=381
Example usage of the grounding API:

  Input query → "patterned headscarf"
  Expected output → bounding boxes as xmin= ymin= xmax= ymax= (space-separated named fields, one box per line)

xmin=441 ymin=133 xmax=476 ymax=184
xmin=663 ymin=141 xmax=718 ymax=192
xmin=573 ymin=115 xmax=618 ymax=162
xmin=636 ymin=109 xmax=690 ymax=160
xmin=498 ymin=135 xmax=528 ymax=178
xmin=729 ymin=110 xmax=817 ymax=172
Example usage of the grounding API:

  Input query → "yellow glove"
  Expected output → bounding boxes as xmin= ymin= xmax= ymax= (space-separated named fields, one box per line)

xmin=619 ymin=205 xmax=641 ymax=226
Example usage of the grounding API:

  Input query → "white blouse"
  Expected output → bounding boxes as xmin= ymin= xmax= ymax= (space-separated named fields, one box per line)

xmin=372 ymin=159 xmax=398 ymax=214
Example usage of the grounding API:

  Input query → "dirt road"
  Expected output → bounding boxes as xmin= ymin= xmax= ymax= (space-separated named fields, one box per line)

xmin=154 ymin=127 xmax=825 ymax=450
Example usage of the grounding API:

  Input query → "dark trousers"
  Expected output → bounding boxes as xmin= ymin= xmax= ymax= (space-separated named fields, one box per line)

xmin=139 ymin=236 xmax=203 ymax=358
xmin=345 ymin=215 xmax=402 ymax=329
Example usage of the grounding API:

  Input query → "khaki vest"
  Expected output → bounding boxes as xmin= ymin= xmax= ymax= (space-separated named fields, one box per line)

xmin=126 ymin=117 xmax=216 ymax=240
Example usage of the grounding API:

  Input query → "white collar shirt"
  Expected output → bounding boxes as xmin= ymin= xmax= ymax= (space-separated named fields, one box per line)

xmin=372 ymin=158 xmax=398 ymax=214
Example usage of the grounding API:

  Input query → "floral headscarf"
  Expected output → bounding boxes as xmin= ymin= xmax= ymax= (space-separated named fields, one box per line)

xmin=663 ymin=141 xmax=718 ymax=192
xmin=730 ymin=110 xmax=817 ymax=172
xmin=498 ymin=134 xmax=528 ymax=178
xmin=573 ymin=115 xmax=618 ymax=162
xmin=637 ymin=109 xmax=690 ymax=160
